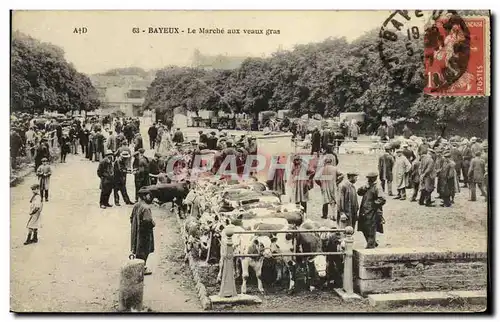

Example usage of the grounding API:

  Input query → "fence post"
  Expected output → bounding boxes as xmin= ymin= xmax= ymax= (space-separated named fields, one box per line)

xmin=209 ymin=228 xmax=262 ymax=306
xmin=219 ymin=227 xmax=237 ymax=297
xmin=335 ymin=225 xmax=361 ymax=300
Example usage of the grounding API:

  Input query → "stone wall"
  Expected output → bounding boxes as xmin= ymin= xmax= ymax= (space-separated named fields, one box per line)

xmin=353 ymin=248 xmax=488 ymax=296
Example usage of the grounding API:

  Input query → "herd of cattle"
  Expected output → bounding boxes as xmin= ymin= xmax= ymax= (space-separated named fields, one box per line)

xmin=140 ymin=175 xmax=346 ymax=295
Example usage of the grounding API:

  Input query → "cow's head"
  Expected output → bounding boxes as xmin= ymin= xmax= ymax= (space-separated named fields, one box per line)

xmin=310 ymin=255 xmax=327 ymax=278
xmin=199 ymin=233 xmax=211 ymax=250
xmin=254 ymin=236 xmax=273 ymax=259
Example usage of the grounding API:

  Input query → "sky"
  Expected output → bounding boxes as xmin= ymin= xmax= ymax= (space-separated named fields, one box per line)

xmin=12 ymin=10 xmax=393 ymax=75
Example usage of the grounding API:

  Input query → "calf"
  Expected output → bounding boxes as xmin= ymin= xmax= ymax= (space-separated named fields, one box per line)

xmin=149 ymin=182 xmax=190 ymax=217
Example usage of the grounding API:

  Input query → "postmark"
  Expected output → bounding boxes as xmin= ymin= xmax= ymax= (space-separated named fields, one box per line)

xmin=378 ymin=10 xmax=490 ymax=97
xmin=424 ymin=16 xmax=490 ymax=96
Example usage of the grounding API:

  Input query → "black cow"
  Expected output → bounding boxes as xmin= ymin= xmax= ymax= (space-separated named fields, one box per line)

xmin=138 ymin=181 xmax=190 ymax=217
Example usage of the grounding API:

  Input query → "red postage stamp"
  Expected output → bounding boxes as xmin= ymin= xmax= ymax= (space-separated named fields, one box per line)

xmin=424 ymin=15 xmax=490 ymax=96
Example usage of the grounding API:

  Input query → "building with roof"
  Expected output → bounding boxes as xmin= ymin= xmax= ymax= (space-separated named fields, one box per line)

xmin=89 ymin=74 xmax=154 ymax=116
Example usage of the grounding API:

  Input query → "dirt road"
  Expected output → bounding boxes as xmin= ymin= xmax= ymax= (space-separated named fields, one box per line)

xmin=10 ymin=150 xmax=200 ymax=312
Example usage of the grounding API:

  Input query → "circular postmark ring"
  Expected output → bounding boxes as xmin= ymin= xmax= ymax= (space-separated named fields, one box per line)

xmin=378 ymin=10 xmax=471 ymax=93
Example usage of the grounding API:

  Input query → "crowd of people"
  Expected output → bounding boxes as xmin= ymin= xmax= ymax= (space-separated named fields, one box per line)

xmin=18 ymin=113 xmax=489 ymax=254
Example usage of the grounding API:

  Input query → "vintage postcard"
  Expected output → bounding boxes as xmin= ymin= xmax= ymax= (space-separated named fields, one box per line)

xmin=10 ymin=10 xmax=490 ymax=313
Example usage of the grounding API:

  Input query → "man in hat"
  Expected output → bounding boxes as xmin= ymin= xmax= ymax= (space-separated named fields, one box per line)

xmin=106 ymin=129 xmax=118 ymax=154
xmin=314 ymin=154 xmax=342 ymax=219
xmin=468 ymin=151 xmax=487 ymax=202
xmin=130 ymin=189 xmax=156 ymax=275
xmin=417 ymin=138 xmax=429 ymax=156
xmin=97 ymin=150 xmax=115 ymax=209
xmin=133 ymin=148 xmax=150 ymax=202
xmin=338 ymin=172 xmax=359 ymax=230
xmin=402 ymin=124 xmax=412 ymax=139
xmin=148 ymin=122 xmax=158 ymax=150
xmin=113 ymin=151 xmax=134 ymax=206
xmin=189 ymin=140 xmax=201 ymax=170
xmin=79 ymin=128 xmax=89 ymax=157
xmin=378 ymin=145 xmax=394 ymax=196
xmin=393 ymin=149 xmax=411 ymax=200
xmin=10 ymin=129 xmax=22 ymax=169
xmin=24 ymin=183 xmax=43 ymax=245
xmin=133 ymin=131 xmax=144 ymax=152
xmin=94 ymin=128 xmax=106 ymax=162
xmin=357 ymin=172 xmax=386 ymax=249
xmin=172 ymin=128 xmax=184 ymax=145
xmin=116 ymin=140 xmax=132 ymax=171
xmin=409 ymin=155 xmax=421 ymax=202
xmin=377 ymin=121 xmax=388 ymax=142
xmin=470 ymin=137 xmax=482 ymax=156
xmin=349 ymin=120 xmax=360 ymax=142
xmin=450 ymin=141 xmax=463 ymax=183
xmin=198 ymin=130 xmax=208 ymax=146
xmin=148 ymin=152 xmax=165 ymax=185
xmin=34 ymin=139 xmax=50 ymax=171
xmin=60 ymin=132 xmax=71 ymax=163
xmin=419 ymin=149 xmax=436 ymax=206
xmin=36 ymin=157 xmax=52 ymax=202
xmin=437 ymin=151 xmax=455 ymax=207
xmin=311 ymin=126 xmax=321 ymax=155
xmin=207 ymin=131 xmax=218 ymax=150
xmin=401 ymin=143 xmax=416 ymax=163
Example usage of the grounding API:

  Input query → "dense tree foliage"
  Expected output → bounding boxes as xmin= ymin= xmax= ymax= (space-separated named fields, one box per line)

xmin=143 ymin=28 xmax=488 ymax=137
xmin=11 ymin=31 xmax=100 ymax=114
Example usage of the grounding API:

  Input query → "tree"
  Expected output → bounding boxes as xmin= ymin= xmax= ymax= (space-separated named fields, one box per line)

xmin=11 ymin=31 xmax=100 ymax=114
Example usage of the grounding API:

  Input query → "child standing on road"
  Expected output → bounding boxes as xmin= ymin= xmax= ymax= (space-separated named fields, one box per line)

xmin=36 ymin=157 xmax=52 ymax=202
xmin=24 ymin=183 xmax=43 ymax=245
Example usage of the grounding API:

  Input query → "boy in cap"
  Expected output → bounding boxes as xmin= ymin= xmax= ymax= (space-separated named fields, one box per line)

xmin=24 ymin=183 xmax=43 ymax=245
xmin=357 ymin=172 xmax=386 ymax=249
xmin=36 ymin=157 xmax=52 ymax=202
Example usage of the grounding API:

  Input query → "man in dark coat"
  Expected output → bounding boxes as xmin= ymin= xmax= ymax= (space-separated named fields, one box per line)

xmin=321 ymin=128 xmax=331 ymax=153
xmin=113 ymin=151 xmax=134 ymax=206
xmin=460 ymin=139 xmax=472 ymax=188
xmin=97 ymin=150 xmax=115 ymax=209
xmin=450 ymin=142 xmax=463 ymax=182
xmin=79 ymin=129 xmax=89 ymax=156
xmin=402 ymin=124 xmax=412 ymax=139
xmin=401 ymin=143 xmax=416 ymax=162
xmin=387 ymin=123 xmax=395 ymax=140
xmin=172 ymin=128 xmax=184 ymax=144
xmin=418 ymin=138 xmax=430 ymax=156
xmin=34 ymin=139 xmax=50 ymax=171
xmin=419 ymin=149 xmax=436 ymax=206
xmin=468 ymin=151 xmax=487 ymax=202
xmin=357 ymin=172 xmax=386 ymax=249
xmin=148 ymin=123 xmax=158 ymax=150
xmin=133 ymin=148 xmax=150 ymax=202
xmin=437 ymin=151 xmax=455 ymax=207
xmin=198 ymin=130 xmax=208 ymax=146
xmin=338 ymin=172 xmax=359 ymax=230
xmin=409 ymin=156 xmax=421 ymax=202
xmin=130 ymin=191 xmax=155 ymax=275
xmin=94 ymin=128 xmax=106 ymax=162
xmin=207 ymin=131 xmax=218 ymax=150
xmin=378 ymin=145 xmax=394 ymax=196
xmin=124 ymin=123 xmax=135 ymax=145
xmin=10 ymin=129 xmax=22 ymax=169
xmin=311 ymin=127 xmax=321 ymax=155
xmin=133 ymin=132 xmax=143 ymax=152
xmin=148 ymin=152 xmax=165 ymax=185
